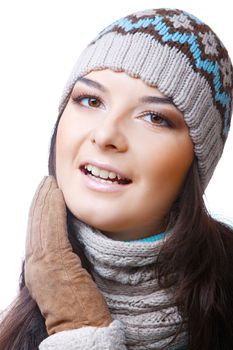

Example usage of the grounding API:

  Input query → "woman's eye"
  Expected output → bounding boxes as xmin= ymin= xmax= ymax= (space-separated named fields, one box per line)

xmin=141 ymin=112 xmax=172 ymax=127
xmin=73 ymin=94 xmax=103 ymax=109
xmin=72 ymin=94 xmax=172 ymax=128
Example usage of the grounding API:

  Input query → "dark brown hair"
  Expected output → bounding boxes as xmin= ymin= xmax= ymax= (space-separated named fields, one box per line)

xmin=0 ymin=95 xmax=233 ymax=349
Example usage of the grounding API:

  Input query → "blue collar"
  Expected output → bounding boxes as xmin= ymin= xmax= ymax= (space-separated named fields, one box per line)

xmin=125 ymin=231 xmax=167 ymax=243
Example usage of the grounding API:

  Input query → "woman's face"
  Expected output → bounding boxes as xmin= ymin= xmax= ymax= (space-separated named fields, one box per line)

xmin=56 ymin=68 xmax=194 ymax=240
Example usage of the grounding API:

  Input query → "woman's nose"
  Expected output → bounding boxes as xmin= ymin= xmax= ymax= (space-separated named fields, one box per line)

xmin=89 ymin=116 xmax=128 ymax=152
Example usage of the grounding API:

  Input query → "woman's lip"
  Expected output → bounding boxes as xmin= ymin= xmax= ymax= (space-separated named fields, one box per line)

xmin=80 ymin=168 xmax=132 ymax=193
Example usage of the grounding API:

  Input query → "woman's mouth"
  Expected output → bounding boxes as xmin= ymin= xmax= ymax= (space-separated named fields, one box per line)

xmin=79 ymin=165 xmax=132 ymax=192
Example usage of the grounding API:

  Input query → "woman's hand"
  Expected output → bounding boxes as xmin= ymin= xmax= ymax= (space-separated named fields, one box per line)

xmin=25 ymin=175 xmax=112 ymax=335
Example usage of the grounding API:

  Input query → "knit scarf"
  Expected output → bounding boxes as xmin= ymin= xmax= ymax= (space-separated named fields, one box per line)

xmin=71 ymin=217 xmax=188 ymax=350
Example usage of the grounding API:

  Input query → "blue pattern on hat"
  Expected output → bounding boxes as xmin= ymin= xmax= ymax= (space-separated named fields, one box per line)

xmin=97 ymin=13 xmax=232 ymax=137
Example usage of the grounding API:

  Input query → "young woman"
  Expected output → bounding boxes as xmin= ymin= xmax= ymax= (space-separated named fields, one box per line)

xmin=0 ymin=7 xmax=233 ymax=350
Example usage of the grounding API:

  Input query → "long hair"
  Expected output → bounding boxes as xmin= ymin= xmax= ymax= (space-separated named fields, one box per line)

xmin=0 ymin=94 xmax=233 ymax=350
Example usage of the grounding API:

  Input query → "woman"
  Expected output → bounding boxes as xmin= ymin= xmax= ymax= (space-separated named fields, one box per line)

xmin=0 ymin=7 xmax=233 ymax=350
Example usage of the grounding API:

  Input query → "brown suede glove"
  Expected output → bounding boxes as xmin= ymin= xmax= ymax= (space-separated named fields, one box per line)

xmin=25 ymin=175 xmax=112 ymax=335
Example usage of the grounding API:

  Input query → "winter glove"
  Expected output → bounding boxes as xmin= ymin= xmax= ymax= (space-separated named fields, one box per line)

xmin=25 ymin=175 xmax=112 ymax=335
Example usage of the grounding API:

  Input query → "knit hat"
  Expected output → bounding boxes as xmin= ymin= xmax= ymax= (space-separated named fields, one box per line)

xmin=58 ymin=8 xmax=233 ymax=190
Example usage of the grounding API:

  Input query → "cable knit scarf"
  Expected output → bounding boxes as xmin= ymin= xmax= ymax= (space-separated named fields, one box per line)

xmin=71 ymin=217 xmax=188 ymax=350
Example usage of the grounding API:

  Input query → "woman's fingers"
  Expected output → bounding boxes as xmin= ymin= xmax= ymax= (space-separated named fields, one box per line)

xmin=25 ymin=176 xmax=58 ymax=258
xmin=45 ymin=186 xmax=70 ymax=252
xmin=25 ymin=176 xmax=47 ymax=258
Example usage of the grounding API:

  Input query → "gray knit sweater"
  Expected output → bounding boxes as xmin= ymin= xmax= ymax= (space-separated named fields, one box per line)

xmin=39 ymin=219 xmax=187 ymax=350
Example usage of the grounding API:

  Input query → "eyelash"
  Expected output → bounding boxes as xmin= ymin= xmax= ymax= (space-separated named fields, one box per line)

xmin=72 ymin=92 xmax=173 ymax=128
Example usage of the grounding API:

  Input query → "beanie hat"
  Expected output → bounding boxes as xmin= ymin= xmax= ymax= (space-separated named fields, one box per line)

xmin=58 ymin=8 xmax=233 ymax=190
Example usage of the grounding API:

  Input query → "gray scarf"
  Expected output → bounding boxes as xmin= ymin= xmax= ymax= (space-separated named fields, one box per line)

xmin=71 ymin=217 xmax=187 ymax=350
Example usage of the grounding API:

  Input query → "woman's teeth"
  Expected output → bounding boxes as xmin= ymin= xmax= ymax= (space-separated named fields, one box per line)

xmin=88 ymin=173 xmax=117 ymax=184
xmin=84 ymin=164 xmax=122 ymax=181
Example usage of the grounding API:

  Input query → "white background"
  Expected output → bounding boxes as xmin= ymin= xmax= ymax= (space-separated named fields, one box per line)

xmin=0 ymin=0 xmax=232 ymax=311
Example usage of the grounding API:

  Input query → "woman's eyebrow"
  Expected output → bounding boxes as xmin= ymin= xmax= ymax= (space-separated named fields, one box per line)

xmin=77 ymin=77 xmax=176 ymax=107
xmin=77 ymin=77 xmax=108 ymax=93
xmin=139 ymin=95 xmax=176 ymax=106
